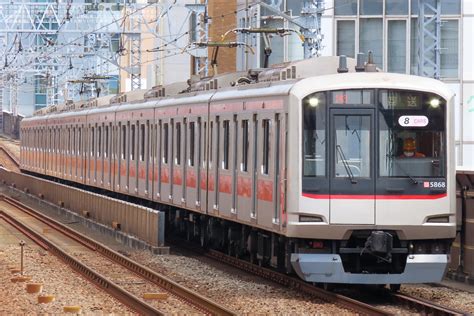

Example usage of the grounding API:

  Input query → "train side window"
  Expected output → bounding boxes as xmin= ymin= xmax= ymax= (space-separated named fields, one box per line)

xmin=189 ymin=122 xmax=195 ymax=167
xmin=131 ymin=123 xmax=136 ymax=161
xmin=163 ymin=123 xmax=169 ymax=164
xmin=176 ymin=122 xmax=181 ymax=165
xmin=140 ymin=123 xmax=145 ymax=161
xmin=223 ymin=120 xmax=230 ymax=170
xmin=262 ymin=119 xmax=270 ymax=175
xmin=241 ymin=120 xmax=249 ymax=172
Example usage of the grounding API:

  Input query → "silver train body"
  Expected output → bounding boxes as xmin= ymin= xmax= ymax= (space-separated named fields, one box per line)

xmin=20 ymin=56 xmax=456 ymax=285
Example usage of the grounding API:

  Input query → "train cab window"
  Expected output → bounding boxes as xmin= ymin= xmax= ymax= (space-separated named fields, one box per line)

xmin=163 ymin=123 xmax=169 ymax=164
xmin=176 ymin=122 xmax=181 ymax=165
xmin=223 ymin=120 xmax=230 ymax=170
xmin=262 ymin=119 xmax=270 ymax=175
xmin=140 ymin=124 xmax=145 ymax=161
xmin=379 ymin=90 xmax=446 ymax=177
xmin=131 ymin=124 xmax=136 ymax=161
xmin=189 ymin=122 xmax=195 ymax=167
xmin=303 ymin=92 xmax=327 ymax=177
xmin=241 ymin=120 xmax=249 ymax=172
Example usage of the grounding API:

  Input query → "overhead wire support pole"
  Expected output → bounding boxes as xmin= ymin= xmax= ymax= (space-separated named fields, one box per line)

xmin=417 ymin=0 xmax=441 ymax=79
xmin=185 ymin=1 xmax=209 ymax=77
xmin=258 ymin=1 xmax=324 ymax=58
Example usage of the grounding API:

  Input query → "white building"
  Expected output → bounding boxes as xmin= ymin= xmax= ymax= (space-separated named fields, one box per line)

xmin=236 ymin=0 xmax=473 ymax=168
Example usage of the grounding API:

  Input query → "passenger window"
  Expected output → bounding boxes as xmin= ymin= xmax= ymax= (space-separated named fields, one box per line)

xmin=163 ymin=123 xmax=169 ymax=164
xmin=223 ymin=120 xmax=230 ymax=170
xmin=131 ymin=124 xmax=136 ymax=160
xmin=262 ymin=119 xmax=270 ymax=175
xmin=176 ymin=122 xmax=181 ymax=165
xmin=241 ymin=120 xmax=249 ymax=172
xmin=189 ymin=122 xmax=195 ymax=167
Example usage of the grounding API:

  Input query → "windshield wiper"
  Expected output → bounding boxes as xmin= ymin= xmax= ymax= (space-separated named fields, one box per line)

xmin=393 ymin=159 xmax=418 ymax=184
xmin=336 ymin=145 xmax=357 ymax=184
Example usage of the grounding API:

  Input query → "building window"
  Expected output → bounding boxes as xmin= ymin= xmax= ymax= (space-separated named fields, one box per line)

xmin=387 ymin=20 xmax=407 ymax=73
xmin=336 ymin=20 xmax=355 ymax=58
xmin=440 ymin=20 xmax=458 ymax=78
xmin=360 ymin=18 xmax=383 ymax=68
xmin=411 ymin=0 xmax=461 ymax=15
xmin=360 ymin=0 xmax=383 ymax=15
xmin=334 ymin=0 xmax=357 ymax=16
xmin=386 ymin=0 xmax=408 ymax=15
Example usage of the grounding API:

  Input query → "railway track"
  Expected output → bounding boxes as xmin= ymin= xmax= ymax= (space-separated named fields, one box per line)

xmin=173 ymin=239 xmax=468 ymax=316
xmin=389 ymin=292 xmax=466 ymax=316
xmin=0 ymin=194 xmax=235 ymax=315
xmin=0 ymin=146 xmax=20 ymax=170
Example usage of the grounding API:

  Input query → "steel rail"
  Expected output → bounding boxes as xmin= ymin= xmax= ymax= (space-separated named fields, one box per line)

xmin=1 ymin=194 xmax=236 ymax=316
xmin=170 ymin=238 xmax=390 ymax=316
xmin=390 ymin=292 xmax=467 ymax=316
xmin=0 ymin=146 xmax=20 ymax=167
xmin=0 ymin=209 xmax=163 ymax=315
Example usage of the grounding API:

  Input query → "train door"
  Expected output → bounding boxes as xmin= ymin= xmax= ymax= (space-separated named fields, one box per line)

xmin=215 ymin=114 xmax=236 ymax=217
xmin=208 ymin=117 xmax=219 ymax=214
xmin=329 ymin=108 xmax=375 ymax=224
xmin=160 ymin=119 xmax=171 ymax=203
xmin=255 ymin=113 xmax=277 ymax=228
xmin=152 ymin=120 xmax=162 ymax=202
xmin=137 ymin=120 xmax=150 ymax=198
xmin=235 ymin=114 xmax=253 ymax=221
xmin=185 ymin=117 xmax=200 ymax=211
xmin=199 ymin=120 xmax=208 ymax=213
xmin=172 ymin=118 xmax=184 ymax=205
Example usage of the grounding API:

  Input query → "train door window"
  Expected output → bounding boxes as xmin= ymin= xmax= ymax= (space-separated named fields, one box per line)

xmin=130 ymin=123 xmax=136 ymax=161
xmin=176 ymin=122 xmax=181 ymax=165
xmin=210 ymin=121 xmax=213 ymax=166
xmin=163 ymin=123 xmax=169 ymax=164
xmin=241 ymin=120 xmax=249 ymax=172
xmin=121 ymin=124 xmax=126 ymax=159
xmin=105 ymin=125 xmax=109 ymax=158
xmin=78 ymin=127 xmax=82 ymax=155
xmin=140 ymin=123 xmax=145 ymax=161
xmin=223 ymin=120 xmax=230 ymax=170
xmin=98 ymin=126 xmax=102 ymax=157
xmin=189 ymin=122 xmax=195 ymax=167
xmin=67 ymin=128 xmax=71 ymax=154
xmin=262 ymin=119 xmax=270 ymax=175
xmin=203 ymin=122 xmax=207 ymax=166
xmin=91 ymin=127 xmax=95 ymax=157
xmin=146 ymin=121 xmax=150 ymax=163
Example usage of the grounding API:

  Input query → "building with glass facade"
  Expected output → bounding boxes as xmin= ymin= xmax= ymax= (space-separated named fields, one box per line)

xmin=236 ymin=0 xmax=473 ymax=168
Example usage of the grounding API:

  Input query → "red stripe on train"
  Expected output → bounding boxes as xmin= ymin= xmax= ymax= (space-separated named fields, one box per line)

xmin=303 ymin=193 xmax=447 ymax=200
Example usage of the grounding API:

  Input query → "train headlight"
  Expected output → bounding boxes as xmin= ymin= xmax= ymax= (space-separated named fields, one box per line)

xmin=429 ymin=98 xmax=440 ymax=108
xmin=308 ymin=97 xmax=320 ymax=107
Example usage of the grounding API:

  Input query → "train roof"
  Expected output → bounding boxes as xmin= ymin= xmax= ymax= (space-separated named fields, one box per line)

xmin=24 ymin=55 xmax=455 ymax=122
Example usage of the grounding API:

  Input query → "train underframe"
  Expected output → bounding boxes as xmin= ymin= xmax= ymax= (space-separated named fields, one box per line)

xmin=24 ymin=171 xmax=453 ymax=287
xmin=166 ymin=207 xmax=453 ymax=286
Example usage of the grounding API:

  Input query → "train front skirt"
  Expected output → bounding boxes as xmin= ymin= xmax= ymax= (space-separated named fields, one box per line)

xmin=291 ymin=253 xmax=449 ymax=284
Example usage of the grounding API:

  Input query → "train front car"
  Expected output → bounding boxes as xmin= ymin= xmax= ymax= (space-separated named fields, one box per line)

xmin=288 ymin=72 xmax=456 ymax=286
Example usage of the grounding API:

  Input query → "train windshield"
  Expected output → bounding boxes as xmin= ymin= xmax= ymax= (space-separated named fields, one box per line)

xmin=302 ymin=89 xmax=446 ymax=187
xmin=378 ymin=90 xmax=446 ymax=178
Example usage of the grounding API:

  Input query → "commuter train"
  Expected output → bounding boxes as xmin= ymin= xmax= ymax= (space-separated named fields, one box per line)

xmin=19 ymin=55 xmax=456 ymax=287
